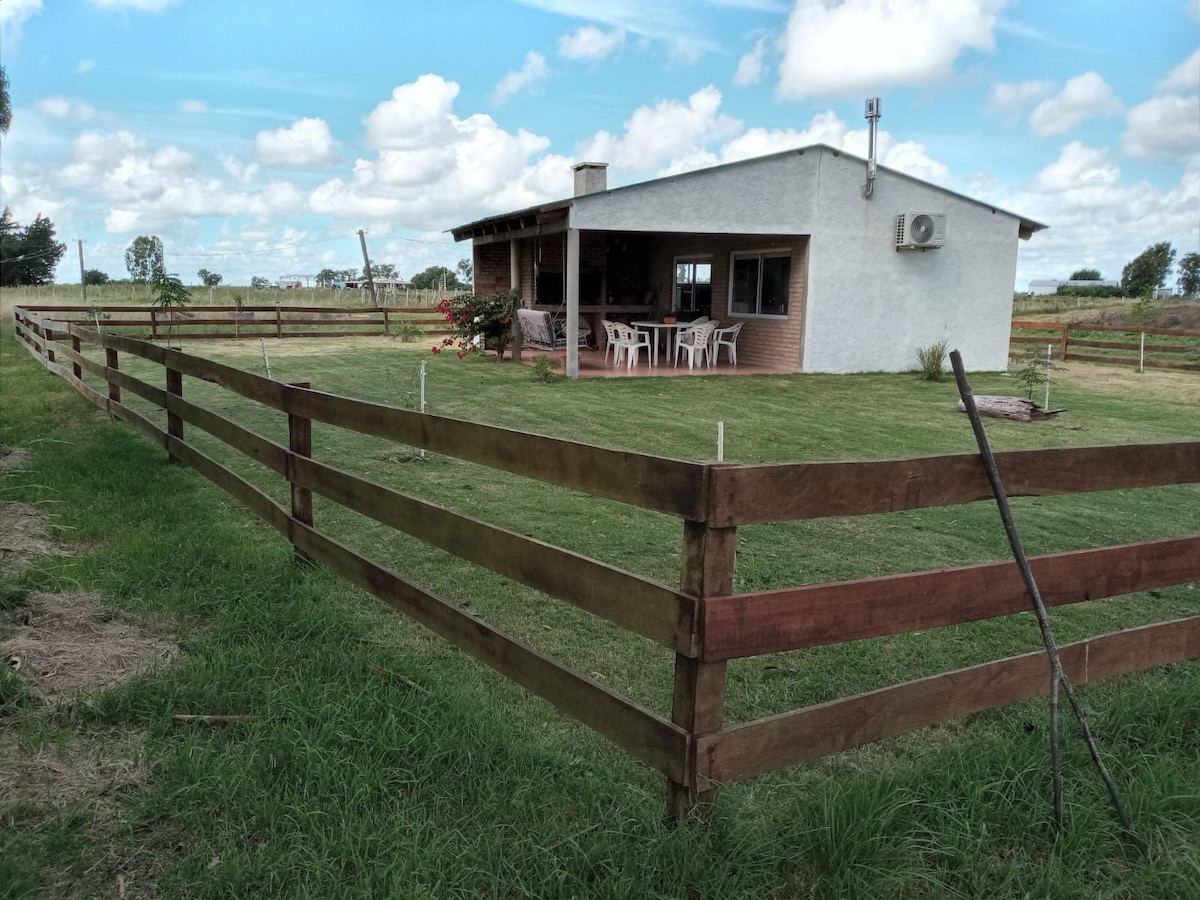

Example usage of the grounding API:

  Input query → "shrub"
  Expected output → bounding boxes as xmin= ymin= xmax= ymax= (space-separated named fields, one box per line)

xmin=434 ymin=290 xmax=518 ymax=360
xmin=915 ymin=339 xmax=949 ymax=382
xmin=530 ymin=354 xmax=562 ymax=383
xmin=393 ymin=323 xmax=425 ymax=343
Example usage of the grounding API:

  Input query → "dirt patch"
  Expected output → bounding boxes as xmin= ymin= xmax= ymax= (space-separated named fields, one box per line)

xmin=0 ymin=501 xmax=68 ymax=574
xmin=0 ymin=736 xmax=148 ymax=812
xmin=1049 ymin=361 xmax=1200 ymax=406
xmin=2 ymin=592 xmax=178 ymax=700
xmin=201 ymin=333 xmax=420 ymax=360
xmin=0 ymin=445 xmax=32 ymax=473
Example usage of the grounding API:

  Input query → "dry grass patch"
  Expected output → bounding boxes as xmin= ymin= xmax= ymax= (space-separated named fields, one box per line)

xmin=0 ymin=501 xmax=68 ymax=574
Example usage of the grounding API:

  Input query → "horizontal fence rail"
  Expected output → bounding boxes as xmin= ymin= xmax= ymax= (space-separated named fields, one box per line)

xmin=1011 ymin=319 xmax=1200 ymax=372
xmin=12 ymin=302 xmax=1200 ymax=819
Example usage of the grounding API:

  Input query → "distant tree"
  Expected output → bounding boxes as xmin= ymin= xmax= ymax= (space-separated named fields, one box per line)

xmin=410 ymin=265 xmax=462 ymax=291
xmin=83 ymin=268 xmax=110 ymax=286
xmin=362 ymin=260 xmax=398 ymax=280
xmin=456 ymin=258 xmax=473 ymax=286
xmin=1121 ymin=242 xmax=1175 ymax=298
xmin=315 ymin=267 xmax=338 ymax=287
xmin=250 ymin=276 xmax=271 ymax=290
xmin=197 ymin=268 xmax=223 ymax=287
xmin=1177 ymin=252 xmax=1200 ymax=298
xmin=0 ymin=210 xmax=67 ymax=286
xmin=125 ymin=235 xmax=165 ymax=283
xmin=0 ymin=66 xmax=10 ymax=138
xmin=1069 ymin=268 xmax=1101 ymax=281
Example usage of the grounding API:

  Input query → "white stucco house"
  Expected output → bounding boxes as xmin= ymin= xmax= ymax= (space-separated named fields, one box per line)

xmin=450 ymin=144 xmax=1046 ymax=376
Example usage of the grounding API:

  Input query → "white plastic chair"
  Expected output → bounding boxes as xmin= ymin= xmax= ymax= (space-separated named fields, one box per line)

xmin=674 ymin=320 xmax=717 ymax=369
xmin=615 ymin=323 xmax=652 ymax=369
xmin=601 ymin=319 xmax=621 ymax=365
xmin=709 ymin=322 xmax=743 ymax=367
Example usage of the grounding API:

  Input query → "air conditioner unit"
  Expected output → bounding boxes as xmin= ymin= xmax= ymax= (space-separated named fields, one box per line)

xmin=895 ymin=212 xmax=946 ymax=250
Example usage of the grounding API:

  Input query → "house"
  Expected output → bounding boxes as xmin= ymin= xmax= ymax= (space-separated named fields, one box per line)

xmin=450 ymin=145 xmax=1046 ymax=377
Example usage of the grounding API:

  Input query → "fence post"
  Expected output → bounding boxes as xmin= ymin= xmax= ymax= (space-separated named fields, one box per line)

xmin=1059 ymin=324 xmax=1069 ymax=362
xmin=105 ymin=347 xmax=121 ymax=405
xmin=44 ymin=326 xmax=56 ymax=364
xmin=150 ymin=309 xmax=158 ymax=342
xmin=668 ymin=518 xmax=736 ymax=819
xmin=71 ymin=335 xmax=82 ymax=380
xmin=286 ymin=382 xmax=314 ymax=565
xmin=382 ymin=307 xmax=390 ymax=335
xmin=166 ymin=357 xmax=183 ymax=463
xmin=275 ymin=303 xmax=283 ymax=339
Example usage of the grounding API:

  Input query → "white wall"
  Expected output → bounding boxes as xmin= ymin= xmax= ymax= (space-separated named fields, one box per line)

xmin=804 ymin=151 xmax=1020 ymax=373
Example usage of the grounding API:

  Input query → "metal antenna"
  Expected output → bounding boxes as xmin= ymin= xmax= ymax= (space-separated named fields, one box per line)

xmin=862 ymin=97 xmax=881 ymax=200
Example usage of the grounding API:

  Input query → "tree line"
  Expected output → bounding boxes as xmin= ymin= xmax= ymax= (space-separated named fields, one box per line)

xmin=1063 ymin=243 xmax=1200 ymax=298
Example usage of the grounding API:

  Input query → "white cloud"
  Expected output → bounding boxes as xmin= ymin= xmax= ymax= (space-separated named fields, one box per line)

xmin=179 ymin=99 xmax=208 ymax=114
xmin=33 ymin=96 xmax=98 ymax=121
xmin=734 ymin=38 xmax=767 ymax=87
xmin=254 ymin=117 xmax=338 ymax=167
xmin=1032 ymin=141 xmax=1121 ymax=194
xmin=1156 ymin=48 xmax=1199 ymax=94
xmin=776 ymin=0 xmax=1003 ymax=99
xmin=985 ymin=80 xmax=1054 ymax=122
xmin=0 ymin=0 xmax=43 ymax=49
xmin=1028 ymin=72 xmax=1122 ymax=136
xmin=579 ymin=86 xmax=743 ymax=174
xmin=559 ymin=25 xmax=624 ymax=60
xmin=492 ymin=51 xmax=548 ymax=104
xmin=86 ymin=0 xmax=181 ymax=11
xmin=1122 ymin=95 xmax=1200 ymax=159
xmin=75 ymin=60 xmax=96 ymax=74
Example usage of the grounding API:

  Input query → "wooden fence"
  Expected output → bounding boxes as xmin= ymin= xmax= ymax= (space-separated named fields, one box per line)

xmin=18 ymin=303 xmax=450 ymax=342
xmin=13 ymin=303 xmax=1200 ymax=817
xmin=1012 ymin=319 xmax=1200 ymax=372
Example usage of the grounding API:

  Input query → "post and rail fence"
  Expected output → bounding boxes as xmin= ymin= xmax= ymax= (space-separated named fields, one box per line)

xmin=1011 ymin=319 xmax=1200 ymax=372
xmin=12 ymin=304 xmax=1200 ymax=818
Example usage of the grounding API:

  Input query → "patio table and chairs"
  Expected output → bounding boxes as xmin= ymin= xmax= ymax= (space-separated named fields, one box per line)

xmin=674 ymin=320 xmax=718 ymax=369
xmin=612 ymin=322 xmax=653 ymax=369
xmin=708 ymin=321 xmax=743 ymax=367
xmin=629 ymin=317 xmax=708 ymax=367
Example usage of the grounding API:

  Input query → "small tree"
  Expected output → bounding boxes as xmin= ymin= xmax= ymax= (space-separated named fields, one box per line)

xmin=432 ymin=290 xmax=517 ymax=360
xmin=83 ymin=268 xmax=110 ymax=286
xmin=1121 ymin=242 xmax=1175 ymax=297
xmin=1069 ymin=268 xmax=1101 ymax=281
xmin=456 ymin=257 xmax=473 ymax=286
xmin=250 ymin=276 xmax=270 ymax=290
xmin=152 ymin=270 xmax=191 ymax=348
xmin=125 ymin=235 xmax=164 ymax=285
xmin=197 ymin=268 xmax=223 ymax=288
xmin=1177 ymin=252 xmax=1200 ymax=298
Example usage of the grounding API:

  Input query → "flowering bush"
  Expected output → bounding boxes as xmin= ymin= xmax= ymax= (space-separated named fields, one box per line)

xmin=432 ymin=289 xmax=518 ymax=360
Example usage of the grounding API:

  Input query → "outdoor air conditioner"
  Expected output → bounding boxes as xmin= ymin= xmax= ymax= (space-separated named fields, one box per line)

xmin=895 ymin=212 xmax=946 ymax=250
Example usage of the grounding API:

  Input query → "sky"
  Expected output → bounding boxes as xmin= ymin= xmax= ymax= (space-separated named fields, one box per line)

xmin=0 ymin=0 xmax=1197 ymax=290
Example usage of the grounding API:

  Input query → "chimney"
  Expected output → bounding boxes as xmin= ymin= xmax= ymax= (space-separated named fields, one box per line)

xmin=572 ymin=161 xmax=608 ymax=197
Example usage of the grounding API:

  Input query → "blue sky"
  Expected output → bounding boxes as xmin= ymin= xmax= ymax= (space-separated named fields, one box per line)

xmin=1 ymin=0 xmax=1197 ymax=289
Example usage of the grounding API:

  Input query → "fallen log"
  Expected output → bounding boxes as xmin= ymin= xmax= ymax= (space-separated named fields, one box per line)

xmin=956 ymin=395 xmax=1064 ymax=422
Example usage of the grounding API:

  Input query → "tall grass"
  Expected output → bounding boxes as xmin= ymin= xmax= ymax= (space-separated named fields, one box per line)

xmin=2 ymin=323 xmax=1197 ymax=898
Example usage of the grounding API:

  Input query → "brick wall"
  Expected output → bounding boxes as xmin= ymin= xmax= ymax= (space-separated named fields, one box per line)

xmin=646 ymin=233 xmax=808 ymax=371
xmin=473 ymin=242 xmax=513 ymax=297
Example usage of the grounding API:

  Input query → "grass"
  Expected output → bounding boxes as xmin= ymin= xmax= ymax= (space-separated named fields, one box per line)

xmin=1 ymin=321 xmax=1198 ymax=898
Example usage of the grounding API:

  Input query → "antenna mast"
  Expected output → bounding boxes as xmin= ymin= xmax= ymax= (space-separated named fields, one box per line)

xmin=862 ymin=97 xmax=881 ymax=200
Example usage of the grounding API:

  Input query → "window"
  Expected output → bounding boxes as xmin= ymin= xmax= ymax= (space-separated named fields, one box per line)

xmin=674 ymin=257 xmax=712 ymax=313
xmin=729 ymin=250 xmax=790 ymax=317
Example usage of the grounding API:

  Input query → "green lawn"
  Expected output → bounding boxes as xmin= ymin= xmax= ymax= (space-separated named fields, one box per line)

xmin=2 ymin=326 xmax=1198 ymax=899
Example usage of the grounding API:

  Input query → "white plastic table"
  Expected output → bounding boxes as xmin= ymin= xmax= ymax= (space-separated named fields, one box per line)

xmin=630 ymin=321 xmax=694 ymax=367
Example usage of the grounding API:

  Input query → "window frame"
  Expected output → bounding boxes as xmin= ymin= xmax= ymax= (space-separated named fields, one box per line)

xmin=673 ymin=255 xmax=713 ymax=313
xmin=727 ymin=248 xmax=792 ymax=320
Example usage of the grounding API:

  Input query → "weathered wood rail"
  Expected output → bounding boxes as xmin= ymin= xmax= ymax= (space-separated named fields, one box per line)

xmin=18 ymin=303 xmax=450 ymax=341
xmin=1011 ymin=319 xmax=1200 ymax=371
xmin=13 ymin=303 xmax=1200 ymax=817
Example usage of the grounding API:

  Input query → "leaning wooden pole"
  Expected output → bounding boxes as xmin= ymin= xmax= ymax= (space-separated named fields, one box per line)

xmin=950 ymin=349 xmax=1139 ymax=842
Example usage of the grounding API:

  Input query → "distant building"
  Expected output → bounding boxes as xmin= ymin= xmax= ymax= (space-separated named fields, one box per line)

xmin=1027 ymin=278 xmax=1121 ymax=295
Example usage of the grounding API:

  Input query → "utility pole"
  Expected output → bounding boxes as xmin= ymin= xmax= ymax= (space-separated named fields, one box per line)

xmin=357 ymin=229 xmax=378 ymax=308
xmin=78 ymin=240 xmax=87 ymax=304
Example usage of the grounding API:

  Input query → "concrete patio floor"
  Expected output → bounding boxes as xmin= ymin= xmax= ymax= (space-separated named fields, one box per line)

xmin=511 ymin=348 xmax=792 ymax=378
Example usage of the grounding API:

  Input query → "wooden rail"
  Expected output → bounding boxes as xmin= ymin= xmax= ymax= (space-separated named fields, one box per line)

xmin=12 ymin=302 xmax=1200 ymax=819
xmin=1011 ymin=320 xmax=1200 ymax=372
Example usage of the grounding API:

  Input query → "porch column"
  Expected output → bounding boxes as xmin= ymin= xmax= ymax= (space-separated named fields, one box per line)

xmin=509 ymin=239 xmax=522 ymax=362
xmin=566 ymin=227 xmax=580 ymax=378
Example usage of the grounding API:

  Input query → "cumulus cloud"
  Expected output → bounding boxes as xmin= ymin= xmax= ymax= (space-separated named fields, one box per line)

xmin=1028 ymin=72 xmax=1122 ymax=136
xmin=776 ymin=0 xmax=1002 ymax=99
xmin=34 ymin=96 xmax=98 ymax=121
xmin=559 ymin=25 xmax=624 ymax=60
xmin=734 ymin=38 xmax=767 ymax=87
xmin=492 ymin=51 xmax=548 ymax=104
xmin=985 ymin=80 xmax=1054 ymax=123
xmin=75 ymin=60 xmax=96 ymax=74
xmin=311 ymin=73 xmax=573 ymax=225
xmin=179 ymin=99 xmax=208 ymax=114
xmin=1121 ymin=51 xmax=1200 ymax=159
xmin=579 ymin=86 xmax=743 ymax=174
xmin=0 ymin=0 xmax=43 ymax=49
xmin=255 ymin=117 xmax=338 ymax=166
